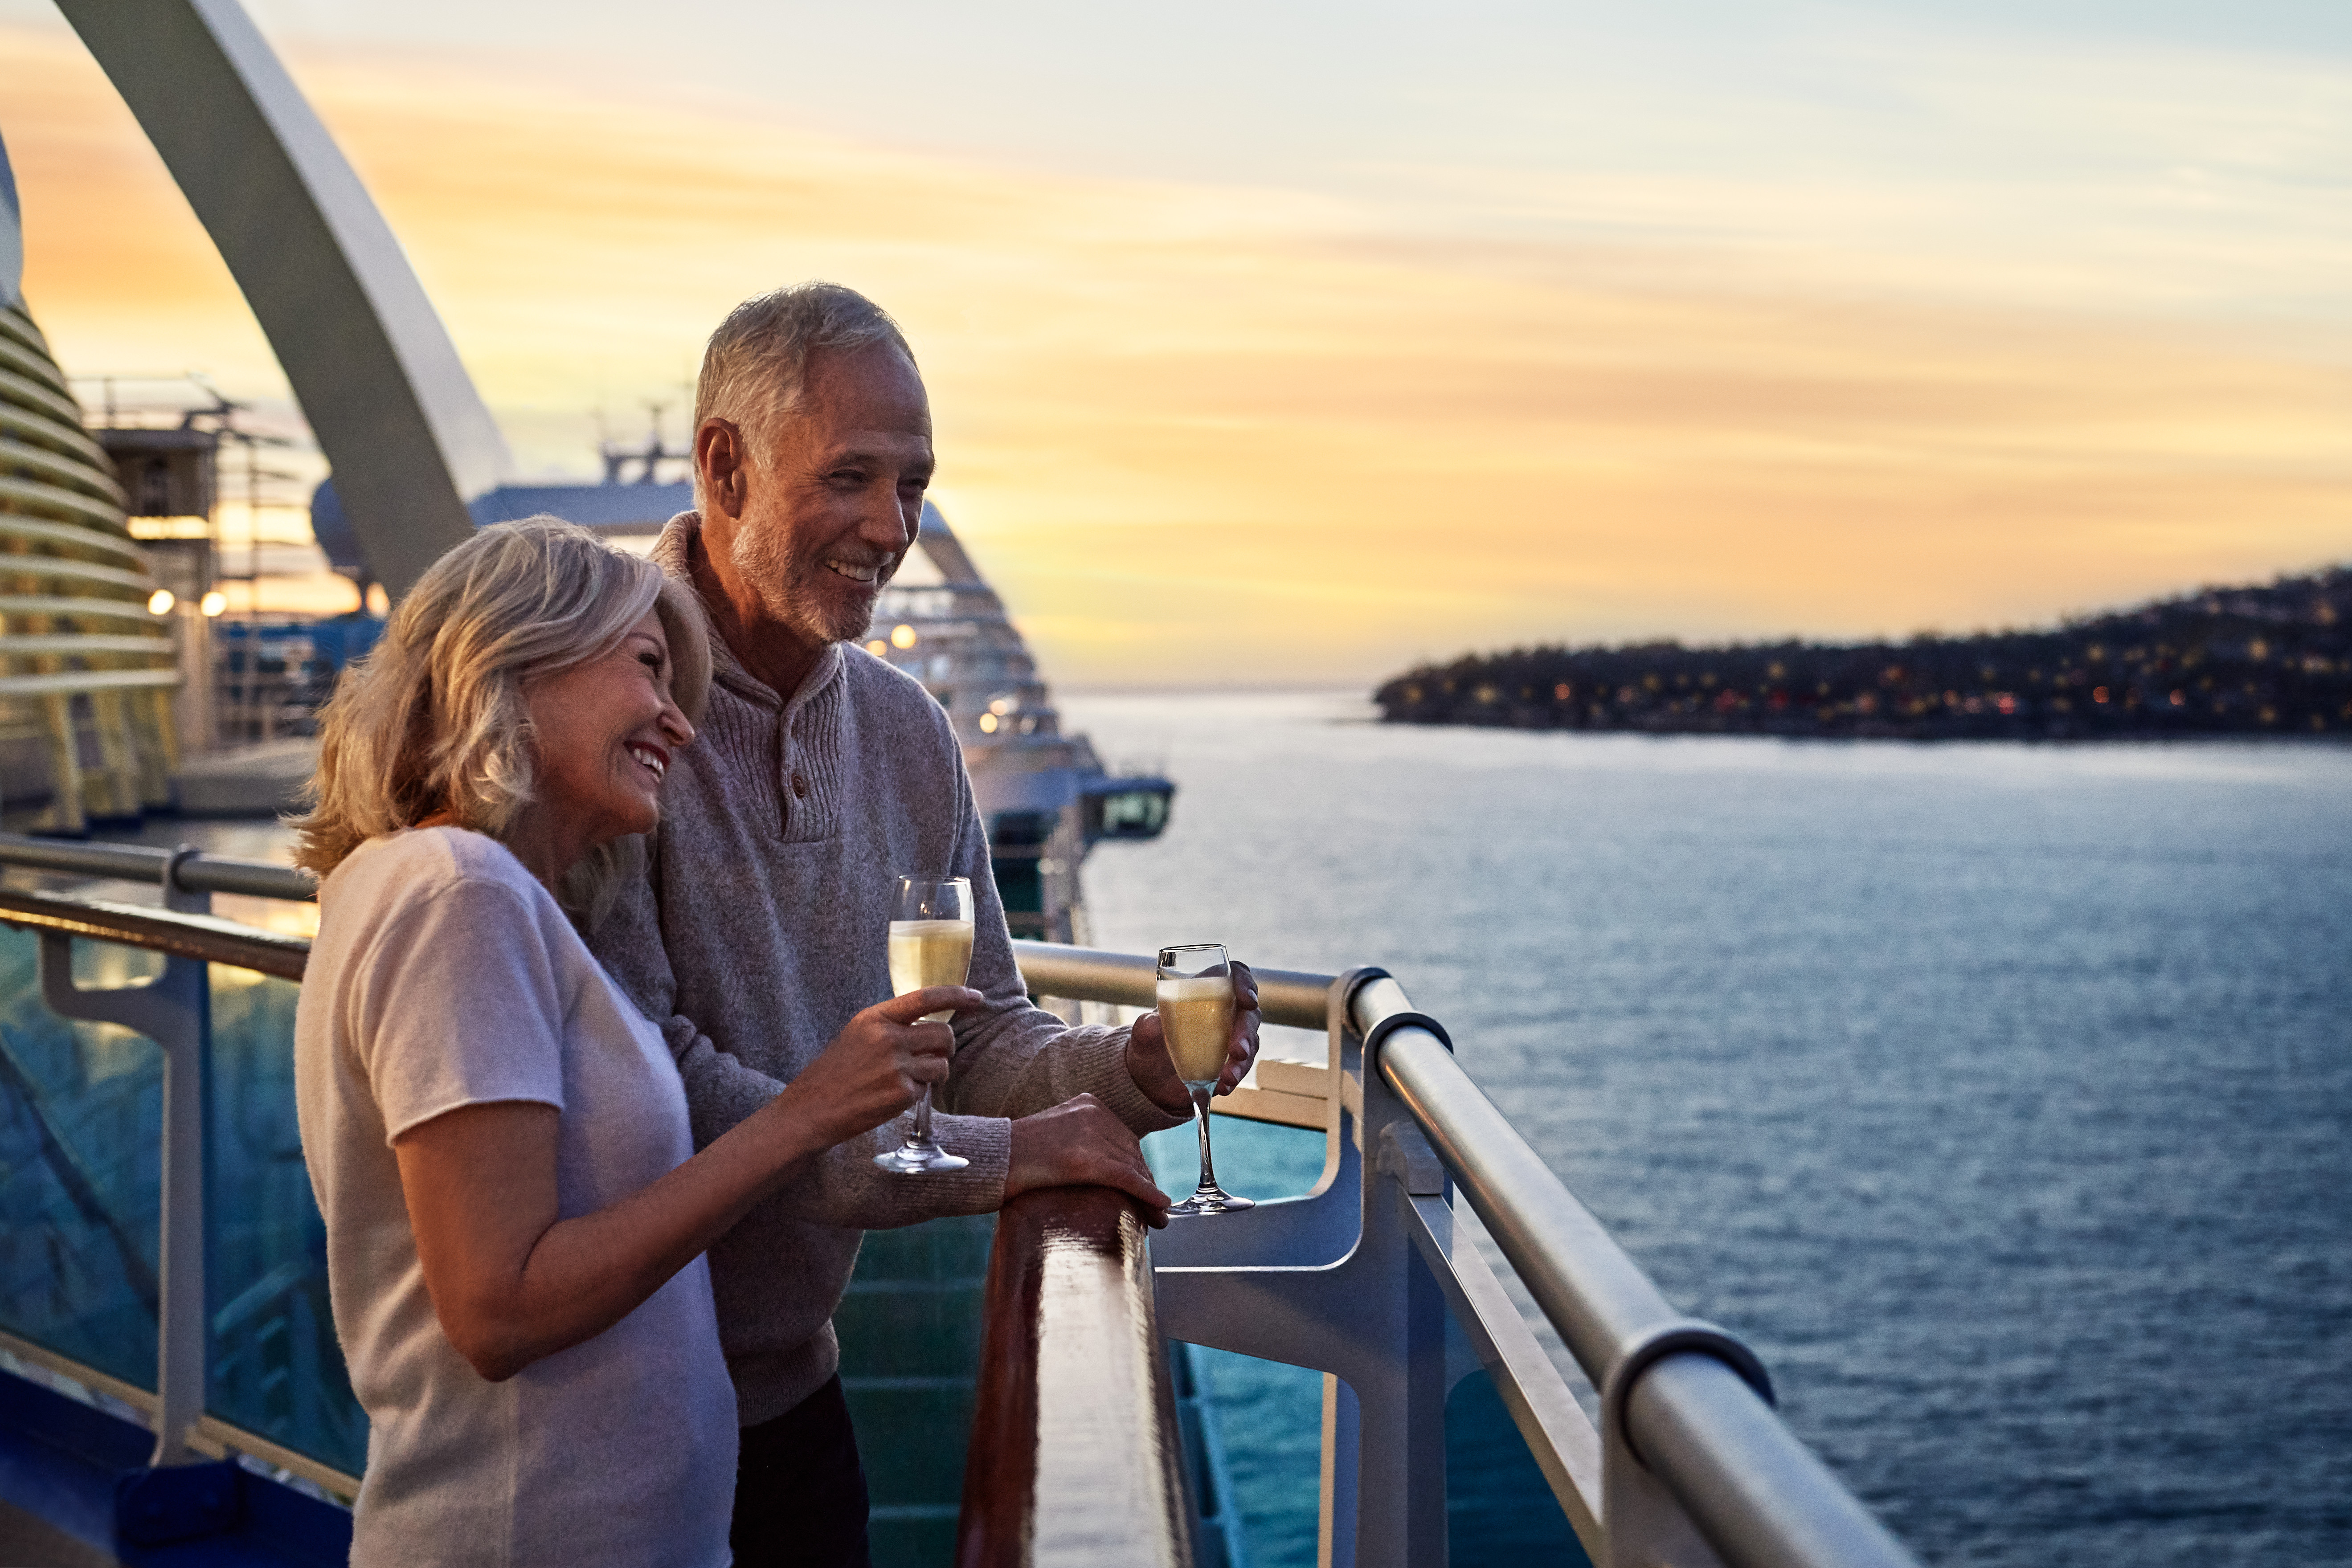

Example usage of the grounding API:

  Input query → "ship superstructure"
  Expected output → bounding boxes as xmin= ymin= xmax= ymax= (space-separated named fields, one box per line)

xmin=0 ymin=298 xmax=180 ymax=832
xmin=862 ymin=502 xmax=1172 ymax=943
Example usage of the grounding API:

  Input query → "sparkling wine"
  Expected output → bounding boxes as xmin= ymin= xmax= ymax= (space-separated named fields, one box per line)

xmin=1158 ymin=975 xmax=1235 ymax=1086
xmin=1158 ymin=942 xmax=1250 ymax=1217
xmin=889 ymin=919 xmax=974 ymax=1021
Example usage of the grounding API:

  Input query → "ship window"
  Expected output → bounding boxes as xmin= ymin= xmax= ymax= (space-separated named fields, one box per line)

xmin=1093 ymin=789 xmax=1170 ymax=838
xmin=990 ymin=812 xmax=1052 ymax=847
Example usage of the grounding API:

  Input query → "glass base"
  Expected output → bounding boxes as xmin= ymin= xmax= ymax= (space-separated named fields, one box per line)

xmin=874 ymin=1140 xmax=969 ymax=1174
xmin=1169 ymin=1185 xmax=1254 ymax=1217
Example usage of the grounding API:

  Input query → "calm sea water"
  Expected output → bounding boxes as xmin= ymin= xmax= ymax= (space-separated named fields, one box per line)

xmin=1063 ymin=690 xmax=2352 ymax=1568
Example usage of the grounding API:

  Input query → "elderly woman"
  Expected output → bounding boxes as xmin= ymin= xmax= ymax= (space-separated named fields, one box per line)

xmin=292 ymin=517 xmax=976 ymax=1568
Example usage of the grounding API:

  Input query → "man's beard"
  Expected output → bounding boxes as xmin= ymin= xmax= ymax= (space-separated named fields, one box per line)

xmin=729 ymin=523 xmax=895 ymax=645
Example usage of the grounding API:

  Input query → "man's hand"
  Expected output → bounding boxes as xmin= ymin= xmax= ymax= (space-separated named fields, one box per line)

xmin=1006 ymin=1094 xmax=1172 ymax=1226
xmin=1126 ymin=960 xmax=1262 ymax=1117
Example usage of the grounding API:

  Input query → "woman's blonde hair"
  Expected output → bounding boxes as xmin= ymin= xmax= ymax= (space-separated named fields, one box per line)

xmin=291 ymin=516 xmax=711 ymax=918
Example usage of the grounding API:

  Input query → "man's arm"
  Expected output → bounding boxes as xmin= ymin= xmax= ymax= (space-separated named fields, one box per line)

xmin=926 ymin=774 xmax=1188 ymax=1132
xmin=592 ymin=838 xmax=1020 ymax=1227
xmin=590 ymin=793 xmax=1241 ymax=1225
xmin=933 ymin=774 xmax=1259 ymax=1135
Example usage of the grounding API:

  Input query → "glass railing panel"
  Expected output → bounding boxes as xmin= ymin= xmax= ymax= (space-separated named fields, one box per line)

xmin=839 ymin=1213 xmax=993 ymax=1567
xmin=205 ymin=962 xmax=365 ymax=1476
xmin=0 ymin=922 xmax=162 ymax=1392
xmin=1143 ymin=1114 xmax=1591 ymax=1566
xmin=1144 ymin=1115 xmax=1328 ymax=1564
xmin=1447 ymin=1369 xmax=1592 ymax=1566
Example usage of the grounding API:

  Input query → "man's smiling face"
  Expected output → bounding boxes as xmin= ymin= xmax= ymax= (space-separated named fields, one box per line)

xmin=728 ymin=341 xmax=934 ymax=647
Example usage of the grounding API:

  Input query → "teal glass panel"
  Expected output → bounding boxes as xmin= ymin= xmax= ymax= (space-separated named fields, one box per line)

xmin=1146 ymin=1114 xmax=1330 ymax=1565
xmin=1145 ymin=1114 xmax=1591 ymax=1565
xmin=839 ymin=1213 xmax=993 ymax=1568
xmin=1447 ymin=1370 xmax=1592 ymax=1566
xmin=0 ymin=922 xmax=162 ymax=1391
xmin=990 ymin=856 xmax=1044 ymax=914
xmin=205 ymin=964 xmax=365 ymax=1476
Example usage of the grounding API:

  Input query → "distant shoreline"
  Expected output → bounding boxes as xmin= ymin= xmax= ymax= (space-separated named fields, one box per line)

xmin=1374 ymin=567 xmax=2350 ymax=742
xmin=1375 ymin=712 xmax=2352 ymax=746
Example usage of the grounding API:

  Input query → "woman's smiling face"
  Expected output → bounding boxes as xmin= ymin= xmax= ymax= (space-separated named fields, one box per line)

xmin=523 ymin=610 xmax=695 ymax=852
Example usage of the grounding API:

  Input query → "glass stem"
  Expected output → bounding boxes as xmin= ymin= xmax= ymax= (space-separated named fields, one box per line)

xmin=913 ymin=1082 xmax=937 ymax=1145
xmin=1192 ymin=1086 xmax=1218 ymax=1193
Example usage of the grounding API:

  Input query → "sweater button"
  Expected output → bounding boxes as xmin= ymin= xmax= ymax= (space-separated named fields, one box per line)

xmin=791 ymin=771 xmax=808 ymax=799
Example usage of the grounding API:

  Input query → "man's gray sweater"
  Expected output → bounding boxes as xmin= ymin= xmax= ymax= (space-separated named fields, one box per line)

xmin=590 ymin=514 xmax=1184 ymax=1426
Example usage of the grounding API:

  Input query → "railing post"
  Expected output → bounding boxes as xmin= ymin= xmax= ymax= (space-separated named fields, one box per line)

xmin=34 ymin=847 xmax=214 ymax=1469
xmin=1152 ymin=969 xmax=1454 ymax=1568
xmin=1341 ymin=1006 xmax=1454 ymax=1568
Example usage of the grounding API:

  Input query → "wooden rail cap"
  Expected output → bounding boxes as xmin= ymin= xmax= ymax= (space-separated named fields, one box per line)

xmin=957 ymin=1185 xmax=1197 ymax=1568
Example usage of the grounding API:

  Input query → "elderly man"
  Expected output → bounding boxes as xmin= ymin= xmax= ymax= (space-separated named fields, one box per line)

xmin=591 ymin=282 xmax=1260 ymax=1568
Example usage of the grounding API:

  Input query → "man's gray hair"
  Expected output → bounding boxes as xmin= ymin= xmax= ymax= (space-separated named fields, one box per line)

xmin=693 ymin=282 xmax=915 ymax=502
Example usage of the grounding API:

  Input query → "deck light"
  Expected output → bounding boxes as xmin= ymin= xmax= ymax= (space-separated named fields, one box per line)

xmin=891 ymin=624 xmax=918 ymax=649
xmin=865 ymin=639 xmax=888 ymax=657
xmin=200 ymin=591 xmax=228 ymax=617
xmin=147 ymin=588 xmax=175 ymax=615
xmin=978 ymin=713 xmax=998 ymax=733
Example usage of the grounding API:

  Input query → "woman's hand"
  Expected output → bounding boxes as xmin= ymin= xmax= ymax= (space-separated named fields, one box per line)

xmin=785 ymin=986 xmax=978 ymax=1145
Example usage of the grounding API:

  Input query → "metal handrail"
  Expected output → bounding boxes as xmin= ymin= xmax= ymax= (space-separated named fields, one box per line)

xmin=1365 ymin=985 xmax=1676 ymax=1388
xmin=1033 ymin=947 xmax=1921 ymax=1568
xmin=1361 ymin=984 xmax=1914 ymax=1568
xmin=0 ymin=832 xmax=317 ymax=902
xmin=1012 ymin=939 xmax=1332 ymax=1030
xmin=957 ymin=1185 xmax=1196 ymax=1567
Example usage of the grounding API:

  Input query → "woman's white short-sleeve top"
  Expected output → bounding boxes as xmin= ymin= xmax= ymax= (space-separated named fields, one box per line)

xmin=295 ymin=827 xmax=735 ymax=1568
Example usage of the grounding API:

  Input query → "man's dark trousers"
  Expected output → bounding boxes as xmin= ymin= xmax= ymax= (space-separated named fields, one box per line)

xmin=730 ymin=1376 xmax=871 ymax=1568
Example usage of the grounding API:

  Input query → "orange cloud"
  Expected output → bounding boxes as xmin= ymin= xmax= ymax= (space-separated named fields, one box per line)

xmin=8 ymin=25 xmax=2349 ymax=685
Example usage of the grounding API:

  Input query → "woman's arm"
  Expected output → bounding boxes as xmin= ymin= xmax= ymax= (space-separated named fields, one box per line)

xmin=394 ymin=984 xmax=978 ymax=1382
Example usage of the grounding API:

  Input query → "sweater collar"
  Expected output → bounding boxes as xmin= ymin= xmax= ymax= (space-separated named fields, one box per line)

xmin=653 ymin=510 xmax=845 ymax=718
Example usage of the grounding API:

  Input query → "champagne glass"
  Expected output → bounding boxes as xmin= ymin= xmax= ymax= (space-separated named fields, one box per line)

xmin=1159 ymin=943 xmax=1252 ymax=1217
xmin=874 ymin=874 xmax=974 ymax=1174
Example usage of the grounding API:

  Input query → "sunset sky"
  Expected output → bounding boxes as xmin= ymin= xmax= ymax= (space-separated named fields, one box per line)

xmin=5 ymin=0 xmax=2351 ymax=683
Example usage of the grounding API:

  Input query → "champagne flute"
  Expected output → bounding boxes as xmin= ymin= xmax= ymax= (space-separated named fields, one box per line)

xmin=874 ymin=874 xmax=974 ymax=1175
xmin=1159 ymin=943 xmax=1252 ymax=1217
